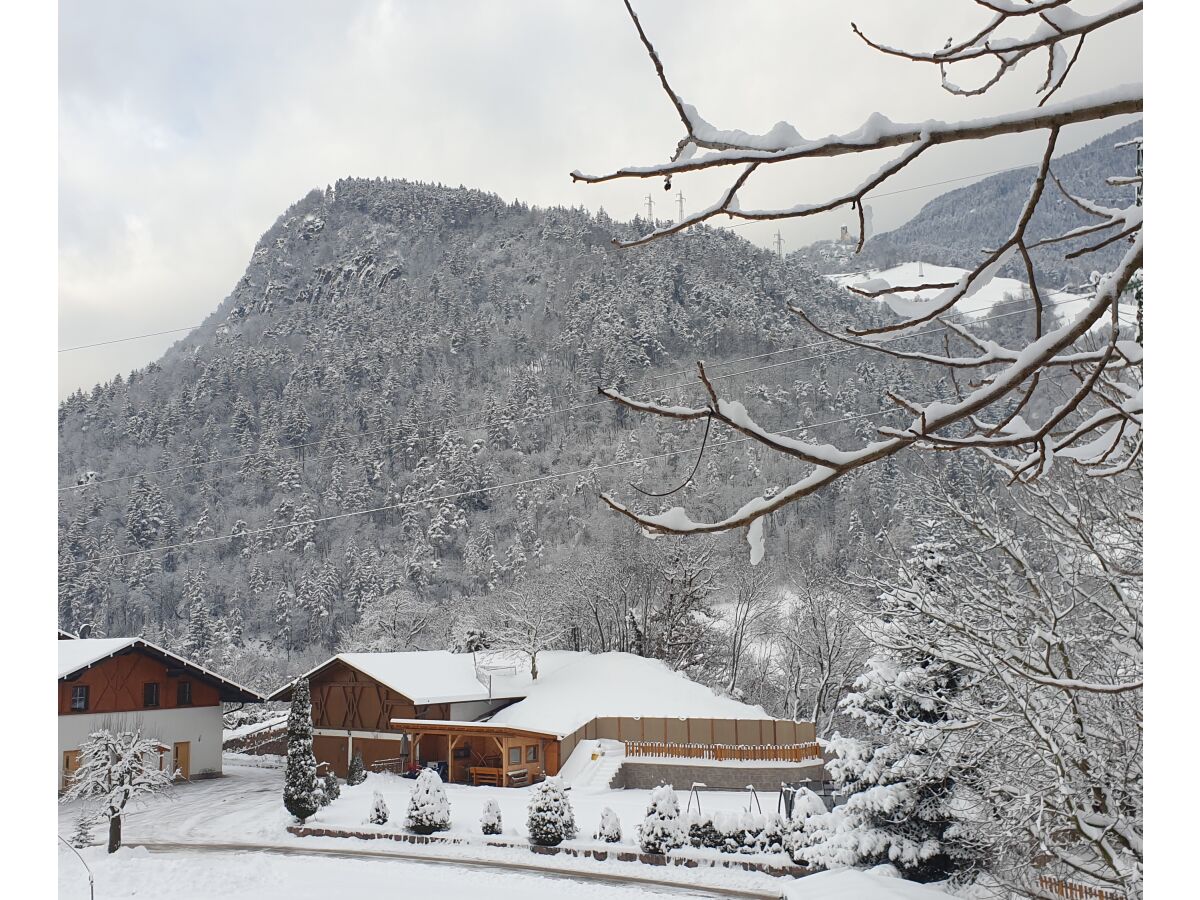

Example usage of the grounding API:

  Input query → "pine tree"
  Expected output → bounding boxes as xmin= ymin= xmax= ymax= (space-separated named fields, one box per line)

xmin=405 ymin=768 xmax=451 ymax=834
xmin=480 ymin=798 xmax=503 ymax=835
xmin=525 ymin=778 xmax=576 ymax=847
xmin=68 ymin=810 xmax=97 ymax=849
xmin=283 ymin=678 xmax=321 ymax=823
xmin=595 ymin=807 xmax=622 ymax=843
xmin=322 ymin=771 xmax=341 ymax=805
xmin=638 ymin=785 xmax=685 ymax=855
xmin=368 ymin=790 xmax=389 ymax=825
xmin=347 ymin=752 xmax=366 ymax=786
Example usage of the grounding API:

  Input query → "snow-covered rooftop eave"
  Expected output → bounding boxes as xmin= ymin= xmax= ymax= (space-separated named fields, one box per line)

xmin=58 ymin=637 xmax=266 ymax=702
xmin=389 ymin=717 xmax=563 ymax=739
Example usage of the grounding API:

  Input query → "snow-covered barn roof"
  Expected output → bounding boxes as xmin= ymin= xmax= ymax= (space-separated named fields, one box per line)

xmin=58 ymin=637 xmax=265 ymax=702
xmin=269 ymin=650 xmax=536 ymax=705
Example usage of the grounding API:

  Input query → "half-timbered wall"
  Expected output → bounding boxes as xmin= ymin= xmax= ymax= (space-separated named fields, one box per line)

xmin=58 ymin=650 xmax=220 ymax=716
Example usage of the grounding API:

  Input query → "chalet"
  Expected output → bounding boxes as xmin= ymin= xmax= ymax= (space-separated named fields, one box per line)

xmin=58 ymin=637 xmax=264 ymax=786
xmin=270 ymin=650 xmax=817 ymax=788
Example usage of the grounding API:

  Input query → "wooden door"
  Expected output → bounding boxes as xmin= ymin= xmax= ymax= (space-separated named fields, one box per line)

xmin=173 ymin=742 xmax=190 ymax=780
xmin=62 ymin=750 xmax=81 ymax=789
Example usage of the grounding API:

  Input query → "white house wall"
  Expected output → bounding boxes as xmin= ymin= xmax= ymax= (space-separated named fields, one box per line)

xmin=58 ymin=706 xmax=225 ymax=779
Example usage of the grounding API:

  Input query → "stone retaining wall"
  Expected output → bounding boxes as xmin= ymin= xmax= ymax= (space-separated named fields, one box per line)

xmin=286 ymin=824 xmax=806 ymax=878
xmin=610 ymin=759 xmax=826 ymax=792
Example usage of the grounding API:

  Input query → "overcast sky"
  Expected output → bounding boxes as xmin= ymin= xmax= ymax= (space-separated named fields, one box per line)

xmin=58 ymin=0 xmax=1141 ymax=398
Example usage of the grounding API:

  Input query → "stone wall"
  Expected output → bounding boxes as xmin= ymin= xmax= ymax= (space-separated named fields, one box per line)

xmin=610 ymin=758 xmax=827 ymax=792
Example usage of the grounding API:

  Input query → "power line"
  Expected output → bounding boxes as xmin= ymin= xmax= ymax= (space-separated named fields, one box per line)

xmin=61 ymin=291 xmax=1106 ymax=495
xmin=58 ymin=325 xmax=205 ymax=354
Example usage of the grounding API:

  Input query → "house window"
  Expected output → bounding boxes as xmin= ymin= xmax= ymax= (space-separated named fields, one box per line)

xmin=526 ymin=745 xmax=538 ymax=763
xmin=143 ymin=682 xmax=160 ymax=708
xmin=70 ymin=685 xmax=89 ymax=711
xmin=177 ymin=681 xmax=192 ymax=706
xmin=508 ymin=747 xmax=521 ymax=766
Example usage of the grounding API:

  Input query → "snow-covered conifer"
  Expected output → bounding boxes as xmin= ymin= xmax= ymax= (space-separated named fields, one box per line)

xmin=322 ymin=771 xmax=341 ymax=804
xmin=346 ymin=751 xmax=366 ymax=786
xmin=480 ymin=798 xmax=502 ymax=835
xmin=637 ymin=785 xmax=685 ymax=855
xmin=595 ymin=807 xmax=622 ymax=843
xmin=283 ymin=678 xmax=321 ymax=823
xmin=367 ymin=790 xmax=389 ymax=825
xmin=68 ymin=810 xmax=97 ymax=849
xmin=525 ymin=777 xmax=576 ymax=846
xmin=404 ymin=768 xmax=451 ymax=834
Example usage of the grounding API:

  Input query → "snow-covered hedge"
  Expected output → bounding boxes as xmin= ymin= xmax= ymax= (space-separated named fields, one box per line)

xmin=685 ymin=810 xmax=787 ymax=855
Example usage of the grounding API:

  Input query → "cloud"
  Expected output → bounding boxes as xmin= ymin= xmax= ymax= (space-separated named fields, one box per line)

xmin=58 ymin=0 xmax=1141 ymax=397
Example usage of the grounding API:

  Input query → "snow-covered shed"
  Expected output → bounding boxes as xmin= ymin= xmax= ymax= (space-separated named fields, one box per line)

xmin=58 ymin=637 xmax=264 ymax=786
xmin=270 ymin=650 xmax=816 ymax=786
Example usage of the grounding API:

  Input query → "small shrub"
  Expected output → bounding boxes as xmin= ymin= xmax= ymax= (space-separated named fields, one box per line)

xmin=595 ymin=807 xmax=622 ymax=843
xmin=405 ymin=768 xmax=451 ymax=835
xmin=480 ymin=798 xmax=503 ymax=835
xmin=367 ymin=790 xmax=389 ymax=825
xmin=638 ymin=785 xmax=685 ymax=855
xmin=526 ymin=778 xmax=577 ymax=847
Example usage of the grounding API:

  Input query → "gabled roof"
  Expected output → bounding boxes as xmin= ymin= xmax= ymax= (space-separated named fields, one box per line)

xmin=269 ymin=650 xmax=539 ymax=705
xmin=58 ymin=637 xmax=265 ymax=703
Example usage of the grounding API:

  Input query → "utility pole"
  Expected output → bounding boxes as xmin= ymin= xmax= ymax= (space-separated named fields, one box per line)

xmin=645 ymin=194 xmax=654 ymax=221
xmin=676 ymin=189 xmax=685 ymax=224
xmin=773 ymin=230 xmax=785 ymax=257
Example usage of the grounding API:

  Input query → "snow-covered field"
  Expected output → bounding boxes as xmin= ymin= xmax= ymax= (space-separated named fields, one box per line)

xmin=57 ymin=757 xmax=947 ymax=899
xmin=829 ymin=261 xmax=1136 ymax=328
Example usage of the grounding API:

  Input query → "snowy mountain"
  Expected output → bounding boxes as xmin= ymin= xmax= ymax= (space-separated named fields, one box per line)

xmin=60 ymin=179 xmax=968 ymax=691
xmin=800 ymin=120 xmax=1142 ymax=288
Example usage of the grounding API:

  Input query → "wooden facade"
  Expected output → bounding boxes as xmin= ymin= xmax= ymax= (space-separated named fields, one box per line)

xmin=59 ymin=650 xmax=222 ymax=717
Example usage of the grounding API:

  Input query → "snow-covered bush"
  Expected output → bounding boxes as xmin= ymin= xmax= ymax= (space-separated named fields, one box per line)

xmin=321 ymin=771 xmax=340 ymax=805
xmin=405 ymin=768 xmax=451 ymax=834
xmin=346 ymin=752 xmax=366 ymax=786
xmin=480 ymin=798 xmax=502 ymax=835
xmin=782 ymin=787 xmax=828 ymax=866
xmin=595 ymin=807 xmax=622 ymax=843
xmin=367 ymin=790 xmax=389 ymax=825
xmin=526 ymin=777 xmax=577 ymax=846
xmin=638 ymin=785 xmax=685 ymax=855
xmin=283 ymin=678 xmax=321 ymax=823
xmin=685 ymin=810 xmax=787 ymax=855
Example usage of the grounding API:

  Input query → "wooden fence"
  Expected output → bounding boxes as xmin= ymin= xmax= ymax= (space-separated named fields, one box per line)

xmin=1037 ymin=875 xmax=1124 ymax=900
xmin=624 ymin=740 xmax=823 ymax=763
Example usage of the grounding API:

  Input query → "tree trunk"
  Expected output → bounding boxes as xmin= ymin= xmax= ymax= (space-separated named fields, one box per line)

xmin=108 ymin=813 xmax=122 ymax=853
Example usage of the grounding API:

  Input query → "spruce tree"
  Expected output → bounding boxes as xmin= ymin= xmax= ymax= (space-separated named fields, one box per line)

xmin=368 ymin=790 xmax=389 ymax=825
xmin=525 ymin=778 xmax=576 ymax=846
xmin=595 ymin=807 xmax=622 ymax=843
xmin=283 ymin=678 xmax=321 ymax=823
xmin=321 ymin=771 xmax=341 ymax=805
xmin=405 ymin=768 xmax=451 ymax=834
xmin=637 ymin=785 xmax=685 ymax=855
xmin=346 ymin=751 xmax=366 ymax=786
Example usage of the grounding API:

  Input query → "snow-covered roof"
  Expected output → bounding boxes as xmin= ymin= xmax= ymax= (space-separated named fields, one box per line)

xmin=275 ymin=650 xmax=772 ymax=734
xmin=271 ymin=650 xmax=542 ymax=705
xmin=485 ymin=651 xmax=772 ymax=737
xmin=58 ymin=637 xmax=265 ymax=702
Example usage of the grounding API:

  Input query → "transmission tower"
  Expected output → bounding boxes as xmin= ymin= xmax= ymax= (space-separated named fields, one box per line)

xmin=645 ymin=194 xmax=654 ymax=221
xmin=774 ymin=230 xmax=785 ymax=257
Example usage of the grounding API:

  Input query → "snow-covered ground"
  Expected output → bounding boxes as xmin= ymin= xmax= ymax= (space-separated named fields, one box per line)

xmin=57 ymin=756 xmax=948 ymax=899
xmin=829 ymin=261 xmax=1136 ymax=328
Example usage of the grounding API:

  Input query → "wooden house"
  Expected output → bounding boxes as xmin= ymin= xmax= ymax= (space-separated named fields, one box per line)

xmin=271 ymin=651 xmax=816 ymax=788
xmin=58 ymin=637 xmax=264 ymax=786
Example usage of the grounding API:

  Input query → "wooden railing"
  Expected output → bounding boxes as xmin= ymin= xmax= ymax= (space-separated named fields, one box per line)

xmin=1037 ymin=875 xmax=1124 ymax=900
xmin=624 ymin=740 xmax=822 ymax=763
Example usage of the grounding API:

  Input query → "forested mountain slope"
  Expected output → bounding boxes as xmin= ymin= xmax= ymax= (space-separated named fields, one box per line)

xmin=59 ymin=178 xmax=989 ymax=694
xmin=801 ymin=120 xmax=1142 ymax=286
